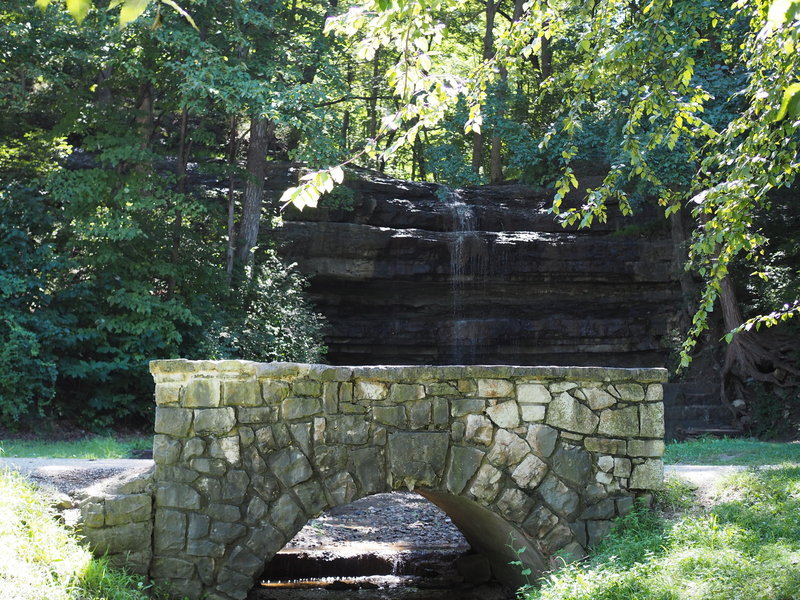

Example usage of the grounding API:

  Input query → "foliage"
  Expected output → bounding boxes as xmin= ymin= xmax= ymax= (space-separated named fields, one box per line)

xmin=198 ymin=253 xmax=327 ymax=364
xmin=0 ymin=468 xmax=164 ymax=600
xmin=519 ymin=465 xmax=800 ymax=600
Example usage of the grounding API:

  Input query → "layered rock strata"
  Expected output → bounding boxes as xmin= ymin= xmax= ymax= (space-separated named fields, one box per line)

xmin=80 ymin=360 xmax=666 ymax=600
xmin=268 ymin=167 xmax=682 ymax=366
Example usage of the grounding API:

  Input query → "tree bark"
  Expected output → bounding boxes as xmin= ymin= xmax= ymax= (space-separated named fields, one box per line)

xmin=472 ymin=0 xmax=497 ymax=175
xmin=235 ymin=117 xmax=272 ymax=270
xmin=165 ymin=108 xmax=190 ymax=300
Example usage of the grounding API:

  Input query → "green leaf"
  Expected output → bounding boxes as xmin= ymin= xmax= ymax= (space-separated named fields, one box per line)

xmin=34 ymin=0 xmax=51 ymax=10
xmin=768 ymin=0 xmax=792 ymax=27
xmin=774 ymin=82 xmax=800 ymax=121
xmin=66 ymin=0 xmax=91 ymax=23
xmin=330 ymin=166 xmax=345 ymax=184
xmin=160 ymin=0 xmax=198 ymax=30
xmin=118 ymin=0 xmax=150 ymax=27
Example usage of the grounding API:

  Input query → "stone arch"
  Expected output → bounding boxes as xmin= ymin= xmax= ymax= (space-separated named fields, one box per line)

xmin=81 ymin=361 xmax=666 ymax=600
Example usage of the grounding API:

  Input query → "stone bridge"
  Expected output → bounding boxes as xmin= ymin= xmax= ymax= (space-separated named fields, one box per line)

xmin=81 ymin=360 xmax=666 ymax=600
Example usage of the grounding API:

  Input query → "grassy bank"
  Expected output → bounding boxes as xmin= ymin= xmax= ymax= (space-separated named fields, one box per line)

xmin=0 ymin=435 xmax=151 ymax=459
xmin=0 ymin=468 xmax=160 ymax=600
xmin=664 ymin=437 xmax=800 ymax=466
xmin=519 ymin=465 xmax=800 ymax=600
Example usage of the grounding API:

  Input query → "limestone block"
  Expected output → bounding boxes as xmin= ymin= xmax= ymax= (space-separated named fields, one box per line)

xmin=292 ymin=379 xmax=322 ymax=397
xmin=477 ymin=379 xmax=514 ymax=398
xmin=550 ymin=382 xmax=577 ymax=393
xmin=155 ymin=382 xmax=182 ymax=406
xmin=156 ymin=465 xmax=199 ymax=484
xmin=239 ymin=426 xmax=255 ymax=448
xmin=206 ymin=503 xmax=241 ymax=522
xmin=582 ymin=388 xmax=617 ymax=411
xmin=245 ymin=496 xmax=268 ymax=524
xmin=290 ymin=423 xmax=312 ymax=456
xmin=616 ymin=496 xmax=634 ymax=516
xmin=350 ymin=446 xmax=386 ymax=495
xmin=244 ymin=523 xmax=283 ymax=559
xmin=86 ymin=521 xmax=153 ymax=556
xmin=388 ymin=432 xmax=449 ymax=488
xmin=313 ymin=417 xmax=326 ymax=444
xmin=451 ymin=420 xmax=466 ymax=442
xmin=389 ymin=383 xmax=426 ymax=402
xmin=338 ymin=381 xmax=354 ymax=405
xmin=188 ymin=513 xmax=210 ymax=539
xmin=639 ymin=402 xmax=665 ymax=437
xmin=322 ymin=382 xmax=338 ymax=413
xmin=409 ymin=399 xmax=432 ymax=429
xmin=538 ymin=474 xmax=579 ymax=517
xmin=486 ymin=401 xmax=520 ymax=429
xmin=183 ymin=378 xmax=220 ymax=408
xmin=81 ymin=499 xmax=104 ymax=528
xmin=584 ymin=437 xmax=626 ymax=455
xmin=523 ymin=505 xmax=559 ymax=538
xmin=587 ymin=520 xmax=614 ymax=547
xmin=595 ymin=471 xmax=613 ymax=484
xmin=281 ymin=396 xmax=322 ymax=420
xmin=186 ymin=538 xmax=225 ymax=558
xmin=372 ymin=425 xmax=388 ymax=446
xmin=521 ymin=404 xmax=545 ymax=422
xmin=193 ymin=407 xmax=236 ymax=435
xmin=451 ymin=398 xmax=485 ymax=417
xmin=457 ymin=379 xmax=477 ymax=394
xmin=597 ymin=406 xmax=640 ymax=437
xmin=468 ymin=463 xmax=503 ymax=504
xmin=614 ymin=457 xmax=632 ymax=477
xmin=496 ymin=488 xmax=533 ymax=522
xmin=464 ymin=414 xmax=494 ymax=445
xmin=190 ymin=458 xmax=227 ymax=476
xmin=104 ymin=494 xmax=151 ymax=526
xmin=432 ymin=397 xmax=449 ymax=427
xmin=262 ymin=380 xmax=290 ymax=403
xmin=579 ymin=498 xmax=615 ymax=520
xmin=154 ymin=509 xmax=186 ymax=553
xmin=373 ymin=406 xmax=406 ymax=428
xmin=156 ymin=483 xmax=201 ymax=510
xmin=324 ymin=472 xmax=358 ymax=506
xmin=612 ymin=383 xmax=645 ymax=402
xmin=354 ymin=381 xmax=388 ymax=401
xmin=208 ymin=435 xmax=241 ymax=466
xmin=236 ymin=407 xmax=274 ymax=424
xmin=268 ymin=448 xmax=313 ymax=487
xmin=427 ymin=382 xmax=459 ymax=396
xmin=546 ymin=393 xmax=599 ymax=434
xmin=597 ymin=455 xmax=614 ymax=472
xmin=293 ymin=479 xmax=326 ymax=515
xmin=222 ymin=380 xmax=262 ymax=406
xmin=630 ymin=459 xmax=664 ymax=490
xmin=550 ymin=443 xmax=593 ymax=486
xmin=153 ymin=434 xmax=182 ymax=465
xmin=325 ymin=415 xmax=369 ymax=445
xmin=315 ymin=445 xmax=348 ymax=471
xmin=222 ymin=470 xmax=250 ymax=504
xmin=154 ymin=407 xmax=193 ymax=437
xmin=225 ymin=545 xmax=264 ymax=576
xmin=541 ymin=522 xmax=574 ymax=554
xmin=210 ymin=521 xmax=247 ymax=544
xmin=517 ymin=383 xmax=551 ymax=404
xmin=526 ymin=424 xmax=558 ymax=458
xmin=487 ymin=429 xmax=529 ymax=468
xmin=340 ymin=402 xmax=366 ymax=414
xmin=195 ymin=476 xmax=222 ymax=503
xmin=645 ymin=384 xmax=664 ymax=402
xmin=445 ymin=446 xmax=484 ymax=494
xmin=511 ymin=454 xmax=548 ymax=490
xmin=150 ymin=557 xmax=196 ymax=580
xmin=627 ymin=439 xmax=665 ymax=457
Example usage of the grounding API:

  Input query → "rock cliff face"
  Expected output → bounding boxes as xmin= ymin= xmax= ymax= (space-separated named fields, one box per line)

xmin=268 ymin=165 xmax=682 ymax=367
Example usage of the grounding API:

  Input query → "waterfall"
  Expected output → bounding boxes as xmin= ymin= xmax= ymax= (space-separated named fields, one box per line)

xmin=445 ymin=189 xmax=482 ymax=364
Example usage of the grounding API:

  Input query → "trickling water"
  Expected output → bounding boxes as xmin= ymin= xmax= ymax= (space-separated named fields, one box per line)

xmin=445 ymin=190 xmax=482 ymax=364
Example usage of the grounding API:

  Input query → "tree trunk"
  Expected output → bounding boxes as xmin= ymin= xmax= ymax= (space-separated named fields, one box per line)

xmin=166 ymin=108 xmax=190 ymax=300
xmin=472 ymin=0 xmax=497 ymax=175
xmin=235 ymin=117 xmax=272 ymax=271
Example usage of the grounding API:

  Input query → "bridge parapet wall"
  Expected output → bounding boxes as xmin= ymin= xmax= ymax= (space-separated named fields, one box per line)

xmin=81 ymin=361 xmax=667 ymax=600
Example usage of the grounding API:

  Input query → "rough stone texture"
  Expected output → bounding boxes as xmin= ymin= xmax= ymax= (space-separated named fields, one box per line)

xmin=83 ymin=361 xmax=666 ymax=600
xmin=268 ymin=165 xmax=682 ymax=367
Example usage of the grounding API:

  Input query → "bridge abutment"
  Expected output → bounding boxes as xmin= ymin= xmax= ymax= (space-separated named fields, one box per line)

xmin=81 ymin=361 xmax=666 ymax=600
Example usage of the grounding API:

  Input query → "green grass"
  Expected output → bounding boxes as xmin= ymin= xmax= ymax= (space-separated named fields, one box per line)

xmin=0 ymin=468 xmax=163 ymax=600
xmin=0 ymin=436 xmax=151 ymax=459
xmin=519 ymin=465 xmax=800 ymax=600
xmin=663 ymin=437 xmax=800 ymax=466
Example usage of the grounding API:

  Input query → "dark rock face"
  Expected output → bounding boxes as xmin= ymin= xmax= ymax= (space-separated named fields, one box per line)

xmin=268 ymin=165 xmax=682 ymax=367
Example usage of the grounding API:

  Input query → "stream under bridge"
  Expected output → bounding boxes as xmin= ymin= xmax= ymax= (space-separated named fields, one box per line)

xmin=80 ymin=360 xmax=666 ymax=600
